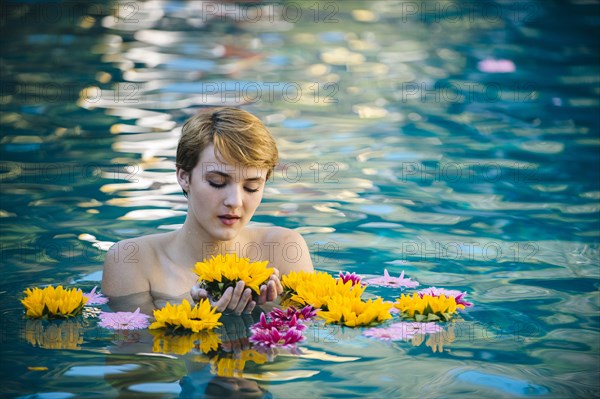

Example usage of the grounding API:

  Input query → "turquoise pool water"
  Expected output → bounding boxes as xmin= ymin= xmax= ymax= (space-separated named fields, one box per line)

xmin=1 ymin=1 xmax=599 ymax=397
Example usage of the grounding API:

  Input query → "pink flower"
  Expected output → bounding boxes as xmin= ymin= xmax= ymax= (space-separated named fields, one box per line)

xmin=417 ymin=287 xmax=473 ymax=307
xmin=251 ymin=312 xmax=306 ymax=332
xmin=363 ymin=322 xmax=442 ymax=341
xmin=477 ymin=58 xmax=516 ymax=73
xmin=338 ymin=271 xmax=362 ymax=286
xmin=269 ymin=305 xmax=318 ymax=323
xmin=364 ymin=269 xmax=419 ymax=288
xmin=250 ymin=326 xmax=305 ymax=349
xmin=83 ymin=286 xmax=109 ymax=305
xmin=98 ymin=308 xmax=151 ymax=330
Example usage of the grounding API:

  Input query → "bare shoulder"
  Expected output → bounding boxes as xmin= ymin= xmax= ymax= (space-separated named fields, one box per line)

xmin=255 ymin=226 xmax=314 ymax=275
xmin=101 ymin=233 xmax=166 ymax=297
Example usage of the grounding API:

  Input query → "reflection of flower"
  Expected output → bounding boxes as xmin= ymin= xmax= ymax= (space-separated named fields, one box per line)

xmin=411 ymin=323 xmax=456 ymax=353
xmin=282 ymin=271 xmax=365 ymax=310
xmin=210 ymin=349 xmax=269 ymax=378
xmin=194 ymin=254 xmax=274 ymax=300
xmin=23 ymin=319 xmax=84 ymax=350
xmin=417 ymin=287 xmax=472 ymax=308
xmin=150 ymin=299 xmax=222 ymax=332
xmin=151 ymin=329 xmax=221 ymax=355
xmin=83 ymin=286 xmax=108 ymax=305
xmin=338 ymin=271 xmax=362 ymax=286
xmin=318 ymin=295 xmax=392 ymax=327
xmin=98 ymin=307 xmax=151 ymax=330
xmin=21 ymin=286 xmax=88 ymax=319
xmin=82 ymin=307 xmax=102 ymax=319
xmin=394 ymin=293 xmax=464 ymax=322
xmin=363 ymin=322 xmax=443 ymax=341
xmin=249 ymin=326 xmax=305 ymax=349
xmin=364 ymin=269 xmax=419 ymax=289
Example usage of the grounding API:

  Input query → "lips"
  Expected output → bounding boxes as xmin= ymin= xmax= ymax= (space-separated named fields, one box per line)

xmin=218 ymin=214 xmax=241 ymax=226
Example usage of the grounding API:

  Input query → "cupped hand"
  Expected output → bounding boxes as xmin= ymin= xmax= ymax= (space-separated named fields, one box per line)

xmin=257 ymin=268 xmax=283 ymax=305
xmin=190 ymin=280 xmax=255 ymax=316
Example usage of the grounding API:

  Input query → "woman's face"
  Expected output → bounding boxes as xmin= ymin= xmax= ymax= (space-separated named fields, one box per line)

xmin=177 ymin=144 xmax=268 ymax=242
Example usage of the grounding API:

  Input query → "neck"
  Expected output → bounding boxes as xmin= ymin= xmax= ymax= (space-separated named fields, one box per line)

xmin=174 ymin=217 xmax=240 ymax=263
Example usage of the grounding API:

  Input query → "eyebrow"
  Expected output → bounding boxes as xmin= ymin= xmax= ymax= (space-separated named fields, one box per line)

xmin=205 ymin=170 xmax=265 ymax=182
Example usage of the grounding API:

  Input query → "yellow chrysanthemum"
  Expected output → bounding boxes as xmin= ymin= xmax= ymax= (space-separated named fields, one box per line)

xmin=151 ymin=329 xmax=222 ymax=355
xmin=150 ymin=299 xmax=222 ymax=333
xmin=394 ymin=293 xmax=464 ymax=322
xmin=193 ymin=254 xmax=274 ymax=297
xmin=282 ymin=271 xmax=365 ymax=310
xmin=21 ymin=286 xmax=88 ymax=319
xmin=318 ymin=295 xmax=392 ymax=327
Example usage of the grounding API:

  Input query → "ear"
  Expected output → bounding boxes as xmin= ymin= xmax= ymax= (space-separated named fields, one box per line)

xmin=176 ymin=166 xmax=190 ymax=193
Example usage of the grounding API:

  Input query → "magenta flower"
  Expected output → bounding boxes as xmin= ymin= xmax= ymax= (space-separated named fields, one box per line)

xmin=98 ymin=308 xmax=151 ymax=330
xmin=83 ymin=286 xmax=109 ymax=305
xmin=364 ymin=269 xmax=419 ymax=288
xmin=417 ymin=287 xmax=473 ymax=307
xmin=269 ymin=305 xmax=318 ymax=323
xmin=363 ymin=322 xmax=442 ymax=341
xmin=250 ymin=326 xmax=305 ymax=349
xmin=251 ymin=312 xmax=306 ymax=332
xmin=477 ymin=58 xmax=516 ymax=73
xmin=338 ymin=271 xmax=362 ymax=286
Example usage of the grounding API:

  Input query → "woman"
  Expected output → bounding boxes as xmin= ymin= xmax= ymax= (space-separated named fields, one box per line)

xmin=102 ymin=107 xmax=314 ymax=315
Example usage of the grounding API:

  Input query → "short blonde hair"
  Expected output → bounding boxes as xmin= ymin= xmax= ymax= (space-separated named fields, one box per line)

xmin=176 ymin=107 xmax=278 ymax=181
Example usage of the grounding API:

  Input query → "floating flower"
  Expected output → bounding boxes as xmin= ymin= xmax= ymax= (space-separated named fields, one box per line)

xmin=152 ymin=329 xmax=221 ymax=355
xmin=249 ymin=326 xmax=305 ymax=349
xmin=394 ymin=293 xmax=464 ymax=322
xmin=21 ymin=286 xmax=88 ymax=319
xmin=269 ymin=305 xmax=318 ymax=323
xmin=23 ymin=319 xmax=84 ymax=350
xmin=98 ymin=307 xmax=151 ymax=330
xmin=194 ymin=254 xmax=274 ymax=300
xmin=338 ymin=271 xmax=362 ymax=286
xmin=318 ymin=295 xmax=392 ymax=327
xmin=283 ymin=271 xmax=365 ymax=310
xmin=417 ymin=287 xmax=473 ymax=308
xmin=364 ymin=269 xmax=419 ymax=289
xmin=83 ymin=286 xmax=109 ymax=305
xmin=150 ymin=299 xmax=222 ymax=333
xmin=251 ymin=312 xmax=306 ymax=333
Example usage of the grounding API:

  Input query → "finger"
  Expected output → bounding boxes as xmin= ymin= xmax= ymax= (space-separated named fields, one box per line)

xmin=266 ymin=280 xmax=278 ymax=302
xmin=228 ymin=281 xmax=246 ymax=311
xmin=244 ymin=300 xmax=256 ymax=314
xmin=271 ymin=273 xmax=283 ymax=295
xmin=231 ymin=338 xmax=241 ymax=354
xmin=257 ymin=285 xmax=268 ymax=305
xmin=215 ymin=287 xmax=234 ymax=312
xmin=234 ymin=288 xmax=252 ymax=315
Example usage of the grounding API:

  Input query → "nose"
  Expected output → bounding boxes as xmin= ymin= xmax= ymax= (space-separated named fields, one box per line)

xmin=223 ymin=184 xmax=243 ymax=209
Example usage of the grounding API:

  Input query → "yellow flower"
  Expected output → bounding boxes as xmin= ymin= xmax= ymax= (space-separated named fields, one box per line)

xmin=150 ymin=299 xmax=222 ymax=333
xmin=151 ymin=329 xmax=222 ymax=355
xmin=282 ymin=270 xmax=365 ymax=310
xmin=193 ymin=254 xmax=274 ymax=297
xmin=23 ymin=319 xmax=84 ymax=350
xmin=394 ymin=293 xmax=464 ymax=322
xmin=318 ymin=295 xmax=392 ymax=327
xmin=21 ymin=286 xmax=88 ymax=319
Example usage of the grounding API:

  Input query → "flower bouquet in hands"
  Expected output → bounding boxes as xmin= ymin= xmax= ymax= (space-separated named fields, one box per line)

xmin=193 ymin=254 xmax=275 ymax=301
